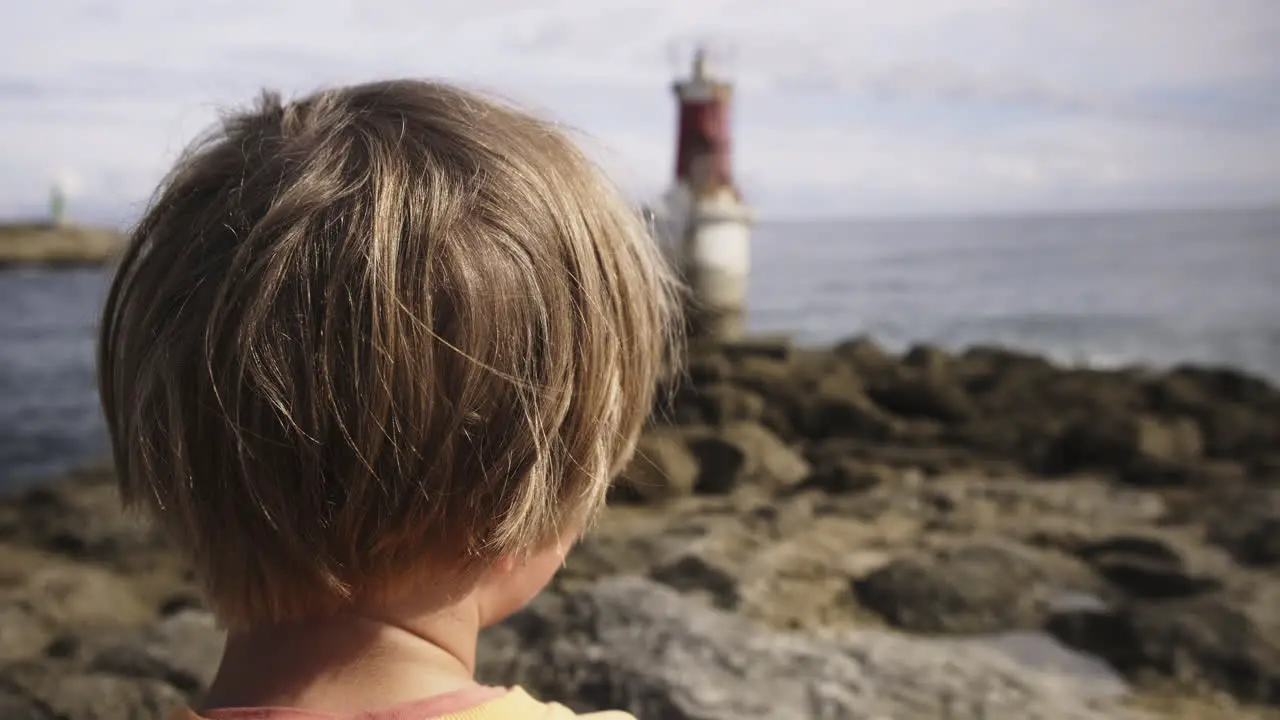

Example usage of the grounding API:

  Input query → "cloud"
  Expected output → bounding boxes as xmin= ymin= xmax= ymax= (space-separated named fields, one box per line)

xmin=1 ymin=0 xmax=1277 ymax=221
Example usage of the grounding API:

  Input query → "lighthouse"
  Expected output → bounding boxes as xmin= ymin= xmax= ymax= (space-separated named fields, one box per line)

xmin=658 ymin=47 xmax=753 ymax=340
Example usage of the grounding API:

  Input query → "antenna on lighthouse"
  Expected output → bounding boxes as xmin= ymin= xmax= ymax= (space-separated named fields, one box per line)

xmin=665 ymin=35 xmax=737 ymax=80
xmin=688 ymin=36 xmax=739 ymax=79
xmin=692 ymin=46 xmax=708 ymax=79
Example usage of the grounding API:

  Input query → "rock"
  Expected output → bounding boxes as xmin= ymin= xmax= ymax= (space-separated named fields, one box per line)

xmin=1141 ymin=367 xmax=1280 ymax=460
xmin=902 ymin=344 xmax=954 ymax=376
xmin=756 ymin=406 xmax=796 ymax=442
xmin=744 ymin=492 xmax=819 ymax=538
xmin=612 ymin=432 xmax=700 ymax=504
xmin=805 ymin=458 xmax=895 ymax=494
xmin=729 ymin=356 xmax=802 ymax=439
xmin=691 ymin=384 xmax=767 ymax=426
xmin=689 ymin=437 xmax=748 ymax=495
xmin=961 ymin=368 xmax=1159 ymax=475
xmin=719 ymin=336 xmax=794 ymax=363
xmin=477 ymin=576 xmax=1143 ymax=720
xmin=1206 ymin=487 xmax=1280 ymax=567
xmin=812 ymin=437 xmax=986 ymax=478
xmin=1197 ymin=403 xmax=1279 ymax=459
xmin=1050 ymin=370 xmax=1150 ymax=416
xmin=1127 ymin=416 xmax=1205 ymax=463
xmin=729 ymin=356 xmax=794 ymax=398
xmin=973 ymin=366 xmax=1142 ymax=423
xmin=0 ymin=686 xmax=46 ymax=720
xmin=1252 ymin=454 xmax=1280 ymax=480
xmin=946 ymin=415 xmax=1042 ymax=459
xmin=809 ymin=383 xmax=902 ymax=441
xmin=91 ymin=609 xmax=224 ymax=697
xmin=1 ymin=562 xmax=152 ymax=632
xmin=559 ymin=533 xmax=667 ymax=589
xmin=665 ymin=388 xmax=706 ymax=426
xmin=0 ymin=662 xmax=186 ymax=720
xmin=955 ymin=345 xmax=1056 ymax=392
xmin=1076 ymin=536 xmax=1220 ymax=599
xmin=1143 ymin=372 xmax=1213 ymax=415
xmin=812 ymin=366 xmax=866 ymax=397
xmin=686 ymin=353 xmax=732 ymax=385
xmin=1050 ymin=583 xmax=1280 ymax=706
xmin=650 ymin=552 xmax=741 ymax=610
xmin=1166 ymin=366 xmax=1277 ymax=409
xmin=1121 ymin=457 xmax=1249 ymax=488
xmin=832 ymin=335 xmax=896 ymax=380
xmin=1045 ymin=415 xmax=1204 ymax=477
xmin=866 ymin=372 xmax=976 ymax=423
xmin=0 ymin=605 xmax=52 ymax=664
xmin=726 ymin=424 xmax=810 ymax=490
xmin=689 ymin=423 xmax=810 ymax=495
xmin=8 ymin=470 xmax=160 ymax=567
xmin=158 ymin=590 xmax=207 ymax=617
xmin=853 ymin=541 xmax=1102 ymax=634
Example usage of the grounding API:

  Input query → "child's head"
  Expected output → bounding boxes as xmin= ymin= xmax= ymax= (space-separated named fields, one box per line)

xmin=98 ymin=80 xmax=680 ymax=629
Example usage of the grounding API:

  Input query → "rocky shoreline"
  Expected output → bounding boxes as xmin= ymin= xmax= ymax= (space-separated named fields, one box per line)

xmin=1 ymin=337 xmax=1277 ymax=718
xmin=0 ymin=223 xmax=124 ymax=267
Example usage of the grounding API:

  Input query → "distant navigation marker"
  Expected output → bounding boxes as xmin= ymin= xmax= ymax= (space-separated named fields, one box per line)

xmin=49 ymin=183 xmax=67 ymax=226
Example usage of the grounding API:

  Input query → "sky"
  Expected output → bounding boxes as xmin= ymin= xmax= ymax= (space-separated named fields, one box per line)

xmin=2 ymin=0 xmax=1279 ymax=222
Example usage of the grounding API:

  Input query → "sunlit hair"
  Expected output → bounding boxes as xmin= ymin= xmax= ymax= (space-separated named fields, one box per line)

xmin=98 ymin=79 xmax=682 ymax=627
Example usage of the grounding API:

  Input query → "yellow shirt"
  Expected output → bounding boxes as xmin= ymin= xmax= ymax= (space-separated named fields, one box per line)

xmin=181 ymin=687 xmax=635 ymax=720
xmin=417 ymin=688 xmax=633 ymax=720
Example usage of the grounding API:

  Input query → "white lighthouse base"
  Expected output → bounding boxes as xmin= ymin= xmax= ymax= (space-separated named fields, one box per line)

xmin=683 ymin=188 xmax=752 ymax=340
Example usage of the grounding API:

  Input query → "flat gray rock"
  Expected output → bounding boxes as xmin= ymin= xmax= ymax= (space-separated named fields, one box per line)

xmin=0 ymin=662 xmax=185 ymax=720
xmin=91 ymin=610 xmax=224 ymax=697
xmin=480 ymin=576 xmax=1150 ymax=720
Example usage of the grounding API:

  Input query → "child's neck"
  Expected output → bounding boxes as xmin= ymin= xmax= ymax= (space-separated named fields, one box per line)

xmin=201 ymin=599 xmax=483 ymax=714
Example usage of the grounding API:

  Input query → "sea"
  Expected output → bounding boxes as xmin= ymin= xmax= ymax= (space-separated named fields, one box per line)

xmin=1 ymin=206 xmax=1278 ymax=489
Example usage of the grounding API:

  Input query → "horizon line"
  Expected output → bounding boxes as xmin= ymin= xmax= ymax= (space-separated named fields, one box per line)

xmin=6 ymin=199 xmax=1278 ymax=232
xmin=755 ymin=200 xmax=1280 ymax=224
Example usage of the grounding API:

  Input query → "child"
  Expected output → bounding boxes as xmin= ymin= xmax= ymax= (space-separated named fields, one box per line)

xmin=98 ymin=79 xmax=680 ymax=719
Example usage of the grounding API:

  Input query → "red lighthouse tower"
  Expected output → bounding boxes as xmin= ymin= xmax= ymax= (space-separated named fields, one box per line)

xmin=673 ymin=48 xmax=737 ymax=197
xmin=661 ymin=47 xmax=753 ymax=340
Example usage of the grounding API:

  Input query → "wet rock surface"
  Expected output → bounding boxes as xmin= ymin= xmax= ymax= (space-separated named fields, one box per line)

xmin=3 ymin=337 xmax=1280 ymax=718
xmin=853 ymin=540 xmax=1104 ymax=634
xmin=90 ymin=611 xmax=224 ymax=696
xmin=1049 ymin=582 xmax=1280 ymax=708
xmin=1207 ymin=487 xmax=1280 ymax=568
xmin=477 ymin=576 xmax=1146 ymax=720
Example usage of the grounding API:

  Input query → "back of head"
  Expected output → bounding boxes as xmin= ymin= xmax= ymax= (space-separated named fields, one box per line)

xmin=98 ymin=80 xmax=681 ymax=627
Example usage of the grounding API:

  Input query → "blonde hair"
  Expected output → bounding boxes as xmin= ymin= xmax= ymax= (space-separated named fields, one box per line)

xmin=98 ymin=80 xmax=681 ymax=627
